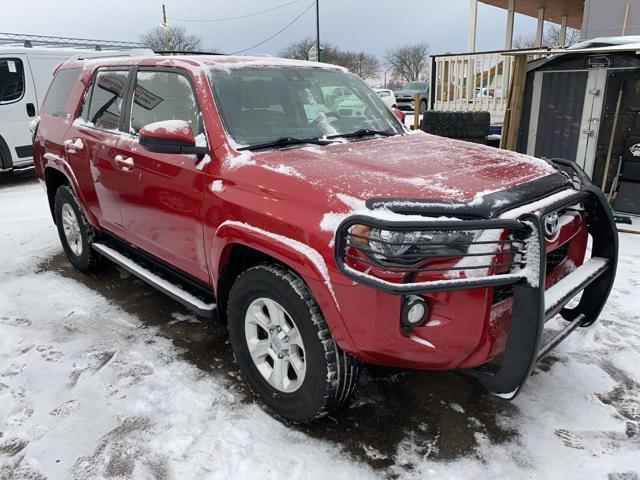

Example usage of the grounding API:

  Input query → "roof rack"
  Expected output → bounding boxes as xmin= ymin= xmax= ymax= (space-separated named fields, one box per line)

xmin=0 ymin=32 xmax=143 ymax=50
xmin=68 ymin=49 xmax=155 ymax=61
xmin=155 ymin=50 xmax=224 ymax=56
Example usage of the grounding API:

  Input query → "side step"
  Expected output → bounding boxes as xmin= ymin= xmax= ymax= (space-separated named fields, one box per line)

xmin=92 ymin=243 xmax=217 ymax=318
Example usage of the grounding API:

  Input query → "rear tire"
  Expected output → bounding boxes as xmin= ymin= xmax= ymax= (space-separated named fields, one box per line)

xmin=227 ymin=263 xmax=359 ymax=423
xmin=54 ymin=185 xmax=101 ymax=272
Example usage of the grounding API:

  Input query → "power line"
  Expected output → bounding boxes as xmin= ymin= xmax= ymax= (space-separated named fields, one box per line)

xmin=230 ymin=1 xmax=315 ymax=55
xmin=169 ymin=0 xmax=302 ymax=23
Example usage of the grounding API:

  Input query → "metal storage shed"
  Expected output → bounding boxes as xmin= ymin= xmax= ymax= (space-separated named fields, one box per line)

xmin=514 ymin=38 xmax=640 ymax=214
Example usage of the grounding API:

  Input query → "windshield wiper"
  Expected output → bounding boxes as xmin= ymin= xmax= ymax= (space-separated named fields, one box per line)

xmin=237 ymin=137 xmax=335 ymax=152
xmin=326 ymin=129 xmax=398 ymax=140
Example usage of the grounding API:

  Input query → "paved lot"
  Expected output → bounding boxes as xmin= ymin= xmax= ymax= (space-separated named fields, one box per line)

xmin=1 ymin=172 xmax=639 ymax=479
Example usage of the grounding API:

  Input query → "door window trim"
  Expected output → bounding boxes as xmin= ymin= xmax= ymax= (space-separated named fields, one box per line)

xmin=125 ymin=66 xmax=205 ymax=139
xmin=0 ymin=57 xmax=26 ymax=105
xmin=76 ymin=67 xmax=134 ymax=134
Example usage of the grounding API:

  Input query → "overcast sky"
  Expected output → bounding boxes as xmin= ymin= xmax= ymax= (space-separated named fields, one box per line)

xmin=3 ymin=0 xmax=542 ymax=57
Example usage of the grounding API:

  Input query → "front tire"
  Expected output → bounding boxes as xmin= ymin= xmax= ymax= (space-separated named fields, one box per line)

xmin=227 ymin=264 xmax=359 ymax=423
xmin=54 ymin=185 xmax=101 ymax=272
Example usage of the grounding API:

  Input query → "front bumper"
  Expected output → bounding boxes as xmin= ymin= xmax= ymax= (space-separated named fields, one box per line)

xmin=334 ymin=160 xmax=618 ymax=399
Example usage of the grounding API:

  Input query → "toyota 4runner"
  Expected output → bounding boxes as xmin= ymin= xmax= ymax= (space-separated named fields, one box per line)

xmin=33 ymin=54 xmax=618 ymax=423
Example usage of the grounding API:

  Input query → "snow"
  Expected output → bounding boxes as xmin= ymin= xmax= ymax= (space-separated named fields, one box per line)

xmin=224 ymin=150 xmax=255 ymax=170
xmin=260 ymin=163 xmax=304 ymax=178
xmin=545 ymin=257 xmax=609 ymax=311
xmin=195 ymin=154 xmax=211 ymax=171
xmin=208 ymin=56 xmax=347 ymax=73
xmin=209 ymin=180 xmax=224 ymax=193
xmin=142 ymin=119 xmax=189 ymax=134
xmin=2 ymin=180 xmax=640 ymax=479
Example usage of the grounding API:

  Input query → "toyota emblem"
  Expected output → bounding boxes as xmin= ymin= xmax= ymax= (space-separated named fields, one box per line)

xmin=544 ymin=212 xmax=560 ymax=238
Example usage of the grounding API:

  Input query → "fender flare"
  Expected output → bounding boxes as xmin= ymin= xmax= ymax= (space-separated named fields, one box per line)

xmin=0 ymin=134 xmax=12 ymax=170
xmin=42 ymin=153 xmax=99 ymax=228
xmin=212 ymin=220 xmax=356 ymax=351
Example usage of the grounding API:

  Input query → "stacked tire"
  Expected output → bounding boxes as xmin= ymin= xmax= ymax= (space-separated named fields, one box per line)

xmin=421 ymin=111 xmax=490 ymax=144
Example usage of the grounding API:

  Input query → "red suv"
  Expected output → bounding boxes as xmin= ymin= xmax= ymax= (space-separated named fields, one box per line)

xmin=33 ymin=54 xmax=618 ymax=423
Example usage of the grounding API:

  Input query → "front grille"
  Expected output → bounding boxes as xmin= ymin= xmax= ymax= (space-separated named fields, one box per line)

xmin=546 ymin=243 xmax=569 ymax=272
xmin=492 ymin=284 xmax=514 ymax=304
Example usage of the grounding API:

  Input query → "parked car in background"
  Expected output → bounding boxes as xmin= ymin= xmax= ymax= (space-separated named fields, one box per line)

xmin=373 ymin=88 xmax=396 ymax=109
xmin=34 ymin=54 xmax=617 ymax=424
xmin=394 ymin=81 xmax=429 ymax=112
xmin=0 ymin=46 xmax=151 ymax=172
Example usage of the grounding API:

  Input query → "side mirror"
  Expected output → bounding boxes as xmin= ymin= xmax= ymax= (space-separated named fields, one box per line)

xmin=139 ymin=120 xmax=208 ymax=157
xmin=392 ymin=107 xmax=406 ymax=124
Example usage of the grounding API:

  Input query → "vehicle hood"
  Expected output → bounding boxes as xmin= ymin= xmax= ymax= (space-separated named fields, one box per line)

xmin=244 ymin=131 xmax=558 ymax=211
xmin=395 ymin=89 xmax=423 ymax=96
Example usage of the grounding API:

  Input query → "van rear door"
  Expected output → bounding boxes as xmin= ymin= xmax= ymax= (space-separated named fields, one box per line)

xmin=0 ymin=55 xmax=37 ymax=169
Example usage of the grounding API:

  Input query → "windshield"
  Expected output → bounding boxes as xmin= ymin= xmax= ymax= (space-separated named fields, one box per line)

xmin=404 ymin=82 xmax=428 ymax=90
xmin=209 ymin=66 xmax=403 ymax=149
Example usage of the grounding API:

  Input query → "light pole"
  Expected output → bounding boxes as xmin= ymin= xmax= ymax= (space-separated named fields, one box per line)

xmin=162 ymin=4 xmax=169 ymax=51
xmin=315 ymin=0 xmax=321 ymax=62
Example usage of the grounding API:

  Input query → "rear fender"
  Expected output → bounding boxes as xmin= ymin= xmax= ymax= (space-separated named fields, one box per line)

xmin=42 ymin=155 xmax=98 ymax=228
xmin=212 ymin=221 xmax=355 ymax=351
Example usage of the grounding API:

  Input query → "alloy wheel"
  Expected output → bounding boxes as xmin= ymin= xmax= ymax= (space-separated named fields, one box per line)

xmin=244 ymin=297 xmax=306 ymax=393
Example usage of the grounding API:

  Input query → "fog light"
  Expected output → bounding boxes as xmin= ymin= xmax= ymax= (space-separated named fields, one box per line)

xmin=401 ymin=295 xmax=429 ymax=329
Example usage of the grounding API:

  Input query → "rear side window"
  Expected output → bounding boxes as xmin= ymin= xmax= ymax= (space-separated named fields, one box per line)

xmin=129 ymin=70 xmax=202 ymax=135
xmin=86 ymin=70 xmax=130 ymax=131
xmin=0 ymin=58 xmax=24 ymax=104
xmin=42 ymin=68 xmax=81 ymax=117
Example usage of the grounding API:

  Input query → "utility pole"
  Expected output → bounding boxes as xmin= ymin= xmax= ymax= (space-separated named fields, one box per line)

xmin=316 ymin=0 xmax=321 ymax=62
xmin=162 ymin=4 xmax=169 ymax=51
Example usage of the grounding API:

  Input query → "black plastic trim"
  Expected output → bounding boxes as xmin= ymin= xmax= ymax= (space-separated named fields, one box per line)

xmin=15 ymin=145 xmax=32 ymax=158
xmin=367 ymin=172 xmax=572 ymax=219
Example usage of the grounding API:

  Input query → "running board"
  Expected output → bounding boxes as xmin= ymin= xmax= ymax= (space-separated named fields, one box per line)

xmin=92 ymin=243 xmax=217 ymax=318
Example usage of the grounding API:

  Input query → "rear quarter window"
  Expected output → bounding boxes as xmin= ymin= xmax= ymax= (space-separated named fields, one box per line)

xmin=0 ymin=58 xmax=25 ymax=104
xmin=42 ymin=68 xmax=81 ymax=117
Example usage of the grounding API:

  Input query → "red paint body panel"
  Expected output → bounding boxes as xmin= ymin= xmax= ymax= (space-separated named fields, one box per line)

xmin=33 ymin=55 xmax=587 ymax=372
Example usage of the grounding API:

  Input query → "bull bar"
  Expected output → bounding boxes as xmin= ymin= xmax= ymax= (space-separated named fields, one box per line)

xmin=334 ymin=159 xmax=619 ymax=399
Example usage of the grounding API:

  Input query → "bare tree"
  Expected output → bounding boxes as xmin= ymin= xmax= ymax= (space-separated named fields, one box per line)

xmin=279 ymin=38 xmax=317 ymax=60
xmin=279 ymin=39 xmax=380 ymax=80
xmin=332 ymin=51 xmax=380 ymax=80
xmin=514 ymin=25 xmax=580 ymax=49
xmin=384 ymin=43 xmax=429 ymax=83
xmin=140 ymin=26 xmax=203 ymax=52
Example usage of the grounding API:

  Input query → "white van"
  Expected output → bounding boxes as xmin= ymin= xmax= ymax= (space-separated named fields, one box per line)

xmin=0 ymin=46 xmax=151 ymax=171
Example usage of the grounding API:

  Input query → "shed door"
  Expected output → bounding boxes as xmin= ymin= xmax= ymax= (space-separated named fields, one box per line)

xmin=530 ymin=71 xmax=588 ymax=161
xmin=527 ymin=69 xmax=607 ymax=178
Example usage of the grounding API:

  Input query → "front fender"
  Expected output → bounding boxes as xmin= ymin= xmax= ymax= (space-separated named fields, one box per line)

xmin=212 ymin=220 xmax=357 ymax=353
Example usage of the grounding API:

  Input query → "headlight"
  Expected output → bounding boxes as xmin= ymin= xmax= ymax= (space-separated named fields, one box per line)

xmin=369 ymin=229 xmax=420 ymax=257
xmin=352 ymin=226 xmax=477 ymax=265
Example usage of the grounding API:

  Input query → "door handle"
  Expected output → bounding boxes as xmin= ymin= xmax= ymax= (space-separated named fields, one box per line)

xmin=64 ymin=138 xmax=84 ymax=153
xmin=26 ymin=103 xmax=36 ymax=117
xmin=115 ymin=154 xmax=135 ymax=171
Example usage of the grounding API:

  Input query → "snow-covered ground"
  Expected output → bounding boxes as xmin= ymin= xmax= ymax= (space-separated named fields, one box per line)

xmin=1 ymin=175 xmax=639 ymax=479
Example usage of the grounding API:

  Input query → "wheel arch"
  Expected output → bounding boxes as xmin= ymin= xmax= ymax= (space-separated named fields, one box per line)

xmin=212 ymin=222 xmax=355 ymax=351
xmin=43 ymin=162 xmax=98 ymax=228
xmin=0 ymin=134 xmax=12 ymax=170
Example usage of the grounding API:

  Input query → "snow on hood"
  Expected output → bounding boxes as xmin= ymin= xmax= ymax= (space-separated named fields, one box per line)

xmin=248 ymin=131 xmax=556 ymax=205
